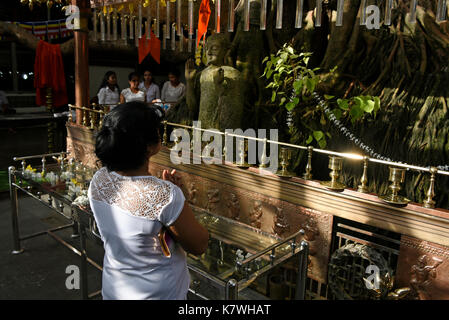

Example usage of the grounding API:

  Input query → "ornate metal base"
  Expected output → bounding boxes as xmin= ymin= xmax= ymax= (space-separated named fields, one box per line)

xmin=357 ymin=185 xmax=369 ymax=193
xmin=379 ymin=194 xmax=410 ymax=206
xmin=276 ymin=170 xmax=294 ymax=178
xmin=236 ymin=162 xmax=251 ymax=169
xmin=320 ymin=181 xmax=346 ymax=191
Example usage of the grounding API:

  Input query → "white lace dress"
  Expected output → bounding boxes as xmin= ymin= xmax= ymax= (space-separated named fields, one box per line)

xmin=88 ymin=167 xmax=189 ymax=300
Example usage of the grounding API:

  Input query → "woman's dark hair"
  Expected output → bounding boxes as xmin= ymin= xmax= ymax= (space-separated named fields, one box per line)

xmin=128 ymin=72 xmax=140 ymax=81
xmin=97 ymin=71 xmax=119 ymax=94
xmin=168 ymin=69 xmax=180 ymax=78
xmin=95 ymin=102 xmax=163 ymax=172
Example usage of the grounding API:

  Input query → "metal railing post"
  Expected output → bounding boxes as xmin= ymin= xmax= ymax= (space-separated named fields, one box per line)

xmin=295 ymin=240 xmax=309 ymax=300
xmin=9 ymin=166 xmax=23 ymax=254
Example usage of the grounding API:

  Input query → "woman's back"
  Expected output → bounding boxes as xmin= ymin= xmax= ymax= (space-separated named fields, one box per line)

xmin=88 ymin=167 xmax=190 ymax=300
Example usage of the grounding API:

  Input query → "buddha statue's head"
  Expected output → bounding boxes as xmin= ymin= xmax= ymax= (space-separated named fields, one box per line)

xmin=205 ymin=33 xmax=231 ymax=67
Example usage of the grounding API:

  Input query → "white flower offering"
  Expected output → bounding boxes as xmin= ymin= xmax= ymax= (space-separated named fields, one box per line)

xmin=67 ymin=181 xmax=82 ymax=199
xmin=31 ymin=172 xmax=43 ymax=183
xmin=45 ymin=172 xmax=59 ymax=186
xmin=60 ymin=171 xmax=74 ymax=182
xmin=73 ymin=194 xmax=90 ymax=208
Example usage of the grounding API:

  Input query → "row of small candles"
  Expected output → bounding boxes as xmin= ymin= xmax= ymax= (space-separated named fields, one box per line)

xmin=91 ymin=0 xmax=448 ymax=48
xmin=67 ymin=106 xmax=448 ymax=209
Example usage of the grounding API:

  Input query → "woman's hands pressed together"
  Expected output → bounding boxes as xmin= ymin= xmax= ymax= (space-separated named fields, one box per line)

xmin=162 ymin=169 xmax=183 ymax=188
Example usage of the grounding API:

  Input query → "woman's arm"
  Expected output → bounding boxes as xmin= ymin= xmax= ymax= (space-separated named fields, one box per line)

xmin=120 ymin=93 xmax=125 ymax=104
xmin=168 ymin=202 xmax=209 ymax=255
xmin=162 ymin=169 xmax=208 ymax=255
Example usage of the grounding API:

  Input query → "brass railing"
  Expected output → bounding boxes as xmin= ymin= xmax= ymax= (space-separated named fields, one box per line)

xmin=68 ymin=104 xmax=111 ymax=129
xmin=65 ymin=105 xmax=449 ymax=209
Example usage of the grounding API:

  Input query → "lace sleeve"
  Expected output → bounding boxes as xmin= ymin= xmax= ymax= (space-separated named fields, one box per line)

xmin=158 ymin=184 xmax=186 ymax=226
xmin=89 ymin=168 xmax=180 ymax=220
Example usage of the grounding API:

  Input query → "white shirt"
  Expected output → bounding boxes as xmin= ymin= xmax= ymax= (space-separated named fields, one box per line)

xmin=88 ymin=167 xmax=190 ymax=300
xmin=161 ymin=81 xmax=186 ymax=103
xmin=0 ymin=91 xmax=9 ymax=106
xmin=138 ymin=82 xmax=161 ymax=103
xmin=97 ymin=87 xmax=120 ymax=106
xmin=121 ymin=88 xmax=146 ymax=103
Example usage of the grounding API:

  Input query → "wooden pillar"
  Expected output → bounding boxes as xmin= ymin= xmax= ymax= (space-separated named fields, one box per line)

xmin=72 ymin=0 xmax=90 ymax=125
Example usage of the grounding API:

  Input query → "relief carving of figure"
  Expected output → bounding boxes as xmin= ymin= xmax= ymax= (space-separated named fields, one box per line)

xmin=304 ymin=217 xmax=320 ymax=272
xmin=250 ymin=200 xmax=263 ymax=229
xmin=187 ymin=181 xmax=198 ymax=205
xmin=206 ymin=188 xmax=220 ymax=212
xmin=227 ymin=193 xmax=240 ymax=220
xmin=304 ymin=217 xmax=319 ymax=256
xmin=273 ymin=207 xmax=289 ymax=237
xmin=185 ymin=33 xmax=245 ymax=131
xmin=410 ymin=255 xmax=443 ymax=300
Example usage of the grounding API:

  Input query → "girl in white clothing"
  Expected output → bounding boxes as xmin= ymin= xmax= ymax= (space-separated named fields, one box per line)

xmin=89 ymin=102 xmax=209 ymax=300
xmin=97 ymin=71 xmax=120 ymax=109
xmin=161 ymin=69 xmax=185 ymax=107
xmin=120 ymin=72 xmax=146 ymax=103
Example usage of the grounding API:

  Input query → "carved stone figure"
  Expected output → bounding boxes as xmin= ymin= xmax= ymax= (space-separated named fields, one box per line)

xmin=187 ymin=181 xmax=198 ymax=205
xmin=410 ymin=255 xmax=443 ymax=300
xmin=206 ymin=188 xmax=220 ymax=212
xmin=227 ymin=193 xmax=240 ymax=220
xmin=185 ymin=33 xmax=245 ymax=131
xmin=273 ymin=207 xmax=289 ymax=237
xmin=304 ymin=217 xmax=319 ymax=256
xmin=250 ymin=200 xmax=263 ymax=229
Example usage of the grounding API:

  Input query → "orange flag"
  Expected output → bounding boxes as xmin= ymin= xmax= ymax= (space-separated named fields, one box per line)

xmin=149 ymin=31 xmax=161 ymax=64
xmin=138 ymin=30 xmax=161 ymax=64
xmin=138 ymin=34 xmax=151 ymax=64
xmin=197 ymin=0 xmax=211 ymax=48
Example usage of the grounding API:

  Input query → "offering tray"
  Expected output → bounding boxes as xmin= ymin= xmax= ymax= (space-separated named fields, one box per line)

xmin=187 ymin=206 xmax=309 ymax=300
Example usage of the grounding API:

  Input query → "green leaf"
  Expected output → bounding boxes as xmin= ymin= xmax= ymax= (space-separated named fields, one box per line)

xmin=306 ymin=135 xmax=313 ymax=144
xmin=262 ymin=56 xmax=269 ymax=64
xmin=353 ymin=96 xmax=363 ymax=108
xmin=285 ymin=102 xmax=296 ymax=111
xmin=293 ymin=97 xmax=300 ymax=105
xmin=318 ymin=139 xmax=327 ymax=149
xmin=374 ymin=96 xmax=380 ymax=113
xmin=304 ymin=57 xmax=310 ymax=65
xmin=334 ymin=108 xmax=342 ymax=120
xmin=337 ymin=99 xmax=349 ymax=110
xmin=350 ymin=104 xmax=363 ymax=120
xmin=271 ymin=91 xmax=277 ymax=102
xmin=293 ymin=80 xmax=303 ymax=93
xmin=286 ymin=46 xmax=294 ymax=54
xmin=324 ymin=94 xmax=335 ymax=100
xmin=320 ymin=113 xmax=326 ymax=126
xmin=313 ymin=130 xmax=324 ymax=141
xmin=363 ymin=99 xmax=375 ymax=113
xmin=305 ymin=78 xmax=315 ymax=92
xmin=280 ymin=97 xmax=286 ymax=106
